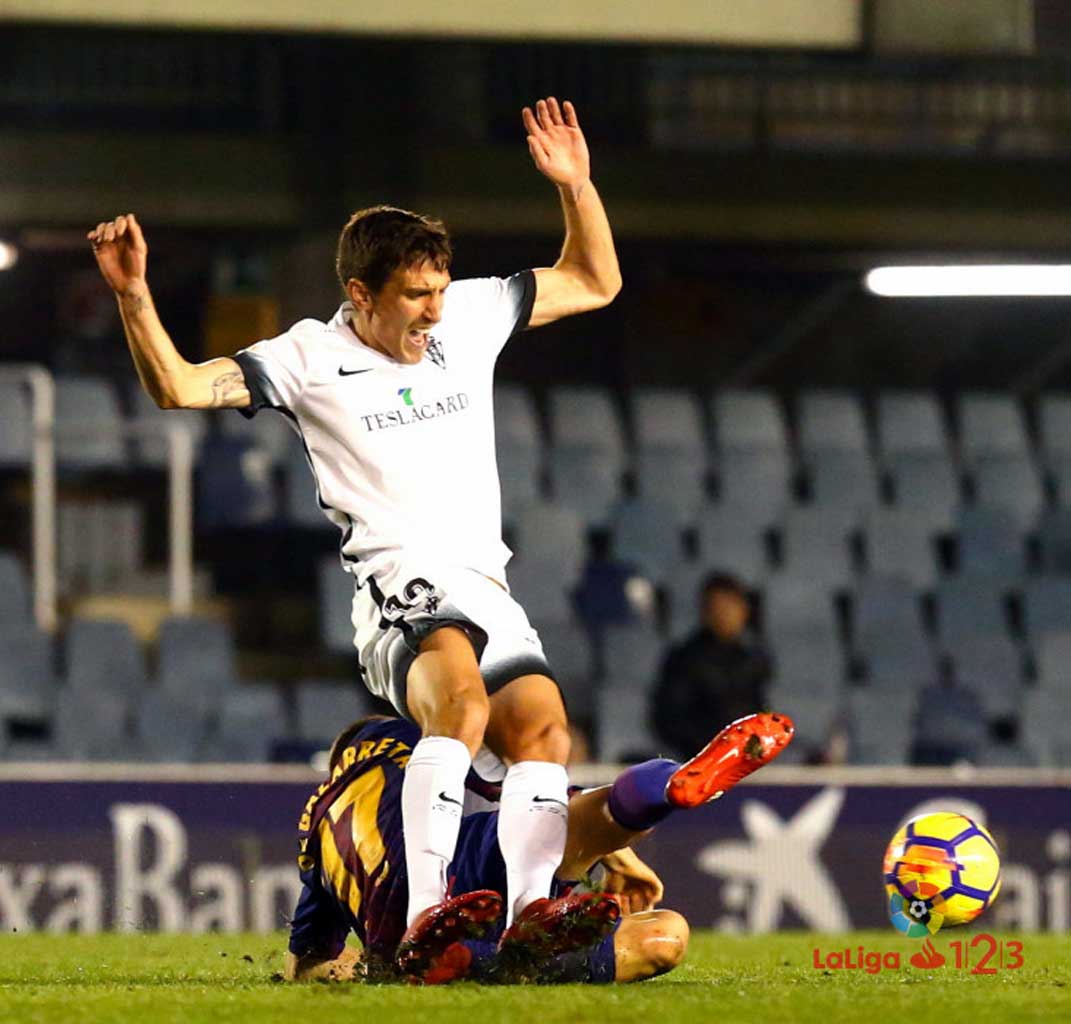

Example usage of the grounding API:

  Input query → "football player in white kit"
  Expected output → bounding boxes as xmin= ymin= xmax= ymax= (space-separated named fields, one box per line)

xmin=89 ymin=97 xmax=621 ymax=979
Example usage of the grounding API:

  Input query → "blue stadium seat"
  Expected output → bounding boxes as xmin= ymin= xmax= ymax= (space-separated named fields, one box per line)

xmin=533 ymin=619 xmax=597 ymax=719
xmin=594 ymin=687 xmax=659 ymax=762
xmin=0 ymin=379 xmax=32 ymax=468
xmin=1021 ymin=578 xmax=1071 ymax=643
xmin=884 ymin=452 xmax=960 ymax=533
xmin=764 ymin=574 xmax=839 ymax=633
xmin=797 ymin=390 xmax=868 ymax=453
xmin=1036 ymin=508 xmax=1071 ymax=574
xmin=711 ymin=390 xmax=787 ymax=452
xmin=601 ymin=620 xmax=663 ymax=695
xmin=0 ymin=552 xmax=31 ymax=626
xmin=934 ymin=577 xmax=1009 ymax=648
xmin=158 ymin=615 xmax=239 ymax=712
xmin=715 ymin=448 xmax=791 ymax=527
xmin=958 ymin=393 xmax=1029 ymax=463
xmin=767 ymin=685 xmax=841 ymax=759
xmin=221 ymin=402 xmax=300 ymax=467
xmin=1037 ymin=394 xmax=1071 ymax=464
xmin=0 ymin=625 xmax=56 ymax=722
xmin=911 ymin=680 xmax=988 ymax=765
xmin=875 ymin=391 xmax=947 ymax=456
xmin=766 ymin=623 xmax=843 ymax=697
xmin=946 ymin=635 xmax=1024 ymax=720
xmin=862 ymin=508 xmax=938 ymax=588
xmin=631 ymin=390 xmax=707 ymax=522
xmin=512 ymin=502 xmax=586 ymax=582
xmin=318 ymin=557 xmax=355 ymax=654
xmin=610 ymin=497 xmax=683 ymax=585
xmin=1020 ymin=690 xmax=1071 ymax=766
xmin=806 ymin=450 xmax=880 ymax=522
xmin=197 ymin=435 xmax=277 ymax=529
xmin=495 ymin=386 xmax=543 ymax=520
xmin=778 ymin=507 xmax=855 ymax=587
xmin=849 ymin=690 xmax=915 ymax=764
xmin=295 ymin=680 xmax=372 ymax=747
xmin=54 ymin=376 xmax=127 ymax=470
xmin=1033 ymin=630 xmax=1071 ymax=698
xmin=284 ymin=436 xmax=336 ymax=529
xmin=52 ymin=687 xmax=132 ymax=761
xmin=851 ymin=576 xmax=933 ymax=683
xmin=957 ymin=505 xmax=1025 ymax=577
xmin=135 ymin=689 xmax=206 ymax=761
xmin=201 ymin=687 xmax=288 ymax=762
xmin=695 ymin=503 xmax=769 ymax=584
xmin=633 ymin=448 xmax=706 ymax=525
xmin=548 ymin=446 xmax=623 ymax=525
xmin=65 ymin=618 xmax=148 ymax=698
xmin=127 ymin=386 xmax=207 ymax=469
xmin=970 ymin=455 xmax=1044 ymax=530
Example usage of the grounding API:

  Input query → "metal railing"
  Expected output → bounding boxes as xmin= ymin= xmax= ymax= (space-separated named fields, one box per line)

xmin=0 ymin=365 xmax=195 ymax=629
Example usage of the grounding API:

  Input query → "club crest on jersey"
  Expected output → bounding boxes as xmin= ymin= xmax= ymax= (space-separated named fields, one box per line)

xmin=425 ymin=335 xmax=446 ymax=370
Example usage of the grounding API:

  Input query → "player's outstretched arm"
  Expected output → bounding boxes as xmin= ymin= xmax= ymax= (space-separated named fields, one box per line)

xmin=87 ymin=214 xmax=250 ymax=410
xmin=522 ymin=98 xmax=622 ymax=328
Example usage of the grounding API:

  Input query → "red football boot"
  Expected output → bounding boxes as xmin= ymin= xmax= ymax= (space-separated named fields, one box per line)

xmin=666 ymin=711 xmax=795 ymax=808
xmin=394 ymin=889 xmax=504 ymax=984
xmin=497 ymin=891 xmax=621 ymax=967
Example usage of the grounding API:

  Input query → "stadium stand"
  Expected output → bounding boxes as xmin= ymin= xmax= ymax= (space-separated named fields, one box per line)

xmin=54 ymin=375 xmax=127 ymax=470
xmin=0 ymin=379 xmax=32 ymax=468
xmin=629 ymin=388 xmax=707 ymax=523
xmin=494 ymin=385 xmax=544 ymax=522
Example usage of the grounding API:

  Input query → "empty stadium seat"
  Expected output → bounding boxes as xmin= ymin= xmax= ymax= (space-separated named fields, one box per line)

xmin=875 ymin=391 xmax=947 ymax=456
xmin=1022 ymin=578 xmax=1071 ymax=642
xmin=601 ymin=620 xmax=663 ymax=694
xmin=318 ymin=557 xmax=355 ymax=654
xmin=548 ymin=446 xmax=623 ymax=524
xmin=934 ymin=577 xmax=1009 ymax=648
xmin=158 ymin=615 xmax=239 ymax=711
xmin=495 ymin=386 xmax=543 ymax=520
xmin=970 ymin=455 xmax=1044 ymax=530
xmin=0 ymin=552 xmax=31 ymax=626
xmin=594 ymin=687 xmax=659 ymax=762
xmin=764 ymin=574 xmax=839 ymax=633
xmin=849 ymin=690 xmax=915 ymax=764
xmin=65 ymin=618 xmax=148 ymax=698
xmin=631 ymin=388 xmax=706 ymax=451
xmin=766 ymin=623 xmax=843 ymax=697
xmin=197 ymin=435 xmax=277 ymax=529
xmin=1020 ymin=690 xmax=1071 ymax=765
xmin=851 ymin=576 xmax=933 ymax=682
xmin=947 ymin=635 xmax=1024 ymax=720
xmin=222 ymin=401 xmax=301 ymax=466
xmin=284 ymin=438 xmax=336 ymax=529
xmin=806 ymin=450 xmax=880 ymax=521
xmin=295 ymin=680 xmax=372 ymax=746
xmin=533 ymin=620 xmax=596 ymax=719
xmin=135 ymin=689 xmax=206 ymax=761
xmin=0 ymin=378 xmax=32 ymax=468
xmin=957 ymin=505 xmax=1025 ymax=577
xmin=715 ymin=448 xmax=791 ymax=527
xmin=911 ymin=679 xmax=989 ymax=765
xmin=511 ymin=502 xmax=586 ymax=582
xmin=695 ymin=504 xmax=769 ymax=584
xmin=52 ymin=688 xmax=132 ymax=761
xmin=1033 ymin=630 xmax=1071 ymax=696
xmin=547 ymin=386 xmax=627 ymax=457
xmin=610 ymin=497 xmax=684 ymax=584
xmin=1036 ymin=508 xmax=1071 ymax=574
xmin=778 ymin=507 xmax=855 ymax=587
xmin=54 ymin=376 xmax=127 ymax=470
xmin=201 ymin=687 xmax=288 ymax=762
xmin=958 ymin=393 xmax=1029 ymax=462
xmin=633 ymin=447 xmax=706 ymax=525
xmin=862 ymin=508 xmax=938 ymax=588
xmin=0 ymin=625 xmax=56 ymax=722
xmin=884 ymin=452 xmax=960 ymax=532
xmin=711 ymin=390 xmax=787 ymax=451
xmin=797 ymin=391 xmax=868 ymax=453
xmin=767 ymin=685 xmax=841 ymax=758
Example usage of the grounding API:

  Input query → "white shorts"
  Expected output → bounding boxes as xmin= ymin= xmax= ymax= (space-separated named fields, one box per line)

xmin=350 ymin=563 xmax=555 ymax=718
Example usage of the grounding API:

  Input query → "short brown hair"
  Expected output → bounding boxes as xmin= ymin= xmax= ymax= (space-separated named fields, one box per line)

xmin=328 ymin=714 xmax=394 ymax=771
xmin=335 ymin=205 xmax=452 ymax=295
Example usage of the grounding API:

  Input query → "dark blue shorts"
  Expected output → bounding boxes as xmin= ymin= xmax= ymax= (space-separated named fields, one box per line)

xmin=450 ymin=810 xmax=618 ymax=984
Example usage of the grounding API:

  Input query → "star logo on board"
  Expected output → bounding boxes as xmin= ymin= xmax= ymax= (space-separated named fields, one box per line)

xmin=696 ymin=787 xmax=850 ymax=931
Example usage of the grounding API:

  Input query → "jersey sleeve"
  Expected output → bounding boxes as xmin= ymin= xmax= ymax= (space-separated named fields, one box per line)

xmin=445 ymin=270 xmax=536 ymax=361
xmin=232 ymin=325 xmax=311 ymax=419
xmin=287 ymin=879 xmax=350 ymax=960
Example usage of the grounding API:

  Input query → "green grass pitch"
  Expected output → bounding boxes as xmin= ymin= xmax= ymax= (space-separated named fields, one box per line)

xmin=1 ymin=931 xmax=1068 ymax=1024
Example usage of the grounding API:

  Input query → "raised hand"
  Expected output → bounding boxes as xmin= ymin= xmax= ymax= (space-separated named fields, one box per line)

xmin=87 ymin=213 xmax=148 ymax=295
xmin=522 ymin=97 xmax=591 ymax=194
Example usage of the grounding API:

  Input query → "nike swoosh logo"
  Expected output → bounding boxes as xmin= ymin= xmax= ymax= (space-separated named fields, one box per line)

xmin=338 ymin=367 xmax=373 ymax=376
xmin=532 ymin=796 xmax=567 ymax=808
xmin=437 ymin=791 xmax=462 ymax=806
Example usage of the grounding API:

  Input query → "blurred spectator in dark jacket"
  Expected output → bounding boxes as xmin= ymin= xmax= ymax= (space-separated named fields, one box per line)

xmin=650 ymin=572 xmax=771 ymax=758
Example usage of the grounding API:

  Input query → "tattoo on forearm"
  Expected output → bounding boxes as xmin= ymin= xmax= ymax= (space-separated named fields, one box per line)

xmin=121 ymin=290 xmax=147 ymax=315
xmin=209 ymin=371 xmax=247 ymax=408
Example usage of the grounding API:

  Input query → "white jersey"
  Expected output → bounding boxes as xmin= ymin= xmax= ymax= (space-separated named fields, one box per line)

xmin=233 ymin=271 xmax=535 ymax=588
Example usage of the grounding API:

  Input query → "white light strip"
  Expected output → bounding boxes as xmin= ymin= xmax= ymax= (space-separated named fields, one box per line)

xmin=865 ymin=265 xmax=1071 ymax=297
xmin=0 ymin=241 xmax=17 ymax=271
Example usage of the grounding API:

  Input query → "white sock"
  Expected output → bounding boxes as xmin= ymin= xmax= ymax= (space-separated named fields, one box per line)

xmin=498 ymin=760 xmax=570 ymax=926
xmin=401 ymin=735 xmax=472 ymax=927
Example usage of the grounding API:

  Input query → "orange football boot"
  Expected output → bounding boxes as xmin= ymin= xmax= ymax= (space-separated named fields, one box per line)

xmin=666 ymin=711 xmax=795 ymax=808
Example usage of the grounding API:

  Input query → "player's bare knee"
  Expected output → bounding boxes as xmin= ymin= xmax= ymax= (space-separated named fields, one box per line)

xmin=641 ymin=911 xmax=689 ymax=974
xmin=504 ymin=715 xmax=570 ymax=764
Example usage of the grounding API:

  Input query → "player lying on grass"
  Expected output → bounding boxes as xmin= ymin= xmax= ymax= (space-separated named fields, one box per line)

xmin=284 ymin=710 xmax=795 ymax=984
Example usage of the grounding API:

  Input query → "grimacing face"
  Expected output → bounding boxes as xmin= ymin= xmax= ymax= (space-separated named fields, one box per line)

xmin=346 ymin=260 xmax=451 ymax=365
